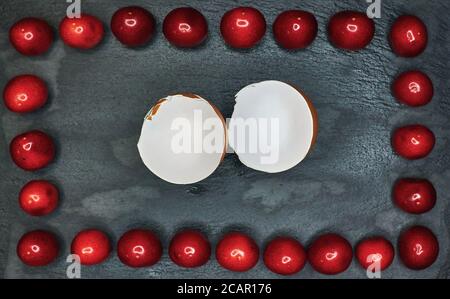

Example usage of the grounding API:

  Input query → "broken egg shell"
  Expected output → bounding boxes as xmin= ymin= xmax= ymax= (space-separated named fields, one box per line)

xmin=228 ymin=80 xmax=318 ymax=173
xmin=138 ymin=94 xmax=227 ymax=184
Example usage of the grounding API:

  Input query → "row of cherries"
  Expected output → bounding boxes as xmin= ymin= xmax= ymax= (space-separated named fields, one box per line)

xmin=18 ymin=226 xmax=438 ymax=275
xmin=388 ymin=7 xmax=439 ymax=277
xmin=10 ymin=6 xmax=427 ymax=55
xmin=391 ymin=68 xmax=436 ymax=214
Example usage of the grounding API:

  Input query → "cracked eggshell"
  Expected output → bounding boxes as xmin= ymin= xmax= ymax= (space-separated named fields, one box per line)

xmin=228 ymin=80 xmax=318 ymax=173
xmin=138 ymin=94 xmax=226 ymax=184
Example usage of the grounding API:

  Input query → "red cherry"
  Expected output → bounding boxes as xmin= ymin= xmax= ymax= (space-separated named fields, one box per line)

xmin=216 ymin=232 xmax=259 ymax=272
xmin=10 ymin=130 xmax=55 ymax=171
xmin=389 ymin=15 xmax=427 ymax=57
xmin=9 ymin=18 xmax=53 ymax=56
xmin=327 ymin=11 xmax=375 ymax=51
xmin=59 ymin=14 xmax=104 ymax=49
xmin=307 ymin=233 xmax=353 ymax=275
xmin=393 ymin=178 xmax=436 ymax=214
xmin=71 ymin=229 xmax=111 ymax=265
xmin=17 ymin=230 xmax=59 ymax=266
xmin=169 ymin=229 xmax=211 ymax=268
xmin=220 ymin=7 xmax=266 ymax=49
xmin=111 ymin=6 xmax=155 ymax=47
xmin=392 ymin=70 xmax=433 ymax=107
xmin=273 ymin=10 xmax=318 ymax=50
xmin=117 ymin=229 xmax=162 ymax=268
xmin=19 ymin=180 xmax=59 ymax=216
xmin=392 ymin=125 xmax=435 ymax=160
xmin=3 ymin=75 xmax=48 ymax=113
xmin=355 ymin=237 xmax=394 ymax=271
xmin=398 ymin=226 xmax=439 ymax=270
xmin=263 ymin=236 xmax=307 ymax=275
xmin=163 ymin=7 xmax=208 ymax=48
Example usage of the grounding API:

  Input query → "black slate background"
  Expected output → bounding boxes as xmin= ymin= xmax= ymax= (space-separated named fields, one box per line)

xmin=0 ymin=0 xmax=449 ymax=279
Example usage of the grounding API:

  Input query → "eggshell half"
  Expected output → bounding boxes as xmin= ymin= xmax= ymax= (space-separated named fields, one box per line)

xmin=228 ymin=80 xmax=317 ymax=173
xmin=138 ymin=94 xmax=226 ymax=184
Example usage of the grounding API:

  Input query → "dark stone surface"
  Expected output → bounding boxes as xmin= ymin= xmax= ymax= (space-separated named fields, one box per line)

xmin=0 ymin=0 xmax=449 ymax=278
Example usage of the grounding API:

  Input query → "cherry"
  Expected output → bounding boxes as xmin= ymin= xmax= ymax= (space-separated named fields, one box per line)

xmin=111 ymin=6 xmax=156 ymax=47
xmin=117 ymin=229 xmax=162 ymax=268
xmin=19 ymin=180 xmax=59 ymax=216
xmin=327 ymin=11 xmax=375 ymax=51
xmin=163 ymin=7 xmax=208 ymax=48
xmin=392 ymin=124 xmax=435 ymax=160
xmin=169 ymin=229 xmax=211 ymax=268
xmin=263 ymin=236 xmax=307 ymax=275
xmin=389 ymin=15 xmax=427 ymax=57
xmin=307 ymin=233 xmax=353 ymax=275
xmin=9 ymin=18 xmax=53 ymax=56
xmin=392 ymin=70 xmax=433 ymax=107
xmin=393 ymin=178 xmax=436 ymax=214
xmin=273 ymin=10 xmax=318 ymax=50
xmin=10 ymin=130 xmax=55 ymax=171
xmin=398 ymin=226 xmax=439 ymax=270
xmin=17 ymin=230 xmax=59 ymax=266
xmin=59 ymin=14 xmax=104 ymax=49
xmin=3 ymin=74 xmax=48 ymax=113
xmin=355 ymin=237 xmax=394 ymax=271
xmin=216 ymin=232 xmax=259 ymax=272
xmin=71 ymin=229 xmax=111 ymax=265
xmin=220 ymin=7 xmax=266 ymax=49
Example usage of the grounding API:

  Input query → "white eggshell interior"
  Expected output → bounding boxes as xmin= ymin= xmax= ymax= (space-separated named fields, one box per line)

xmin=228 ymin=80 xmax=316 ymax=173
xmin=138 ymin=94 xmax=226 ymax=184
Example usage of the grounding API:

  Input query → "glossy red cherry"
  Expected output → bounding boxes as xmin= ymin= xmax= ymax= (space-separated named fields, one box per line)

xmin=307 ymin=233 xmax=353 ymax=275
xmin=19 ymin=180 xmax=59 ymax=216
xmin=393 ymin=178 xmax=436 ymax=214
xmin=273 ymin=10 xmax=318 ymax=50
xmin=163 ymin=7 xmax=208 ymax=48
xmin=59 ymin=14 xmax=104 ymax=49
xmin=389 ymin=15 xmax=427 ymax=57
xmin=327 ymin=11 xmax=375 ymax=51
xmin=392 ymin=70 xmax=433 ymax=107
xmin=10 ymin=130 xmax=55 ymax=171
xmin=9 ymin=18 xmax=53 ymax=56
xmin=216 ymin=232 xmax=259 ymax=272
xmin=392 ymin=125 xmax=435 ymax=160
xmin=220 ymin=7 xmax=266 ymax=49
xmin=355 ymin=237 xmax=394 ymax=271
xmin=111 ymin=6 xmax=155 ymax=47
xmin=71 ymin=229 xmax=111 ymax=265
xmin=169 ymin=229 xmax=211 ymax=268
xmin=117 ymin=229 xmax=162 ymax=268
xmin=263 ymin=236 xmax=307 ymax=275
xmin=398 ymin=226 xmax=439 ymax=270
xmin=17 ymin=230 xmax=59 ymax=266
xmin=3 ymin=75 xmax=48 ymax=113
